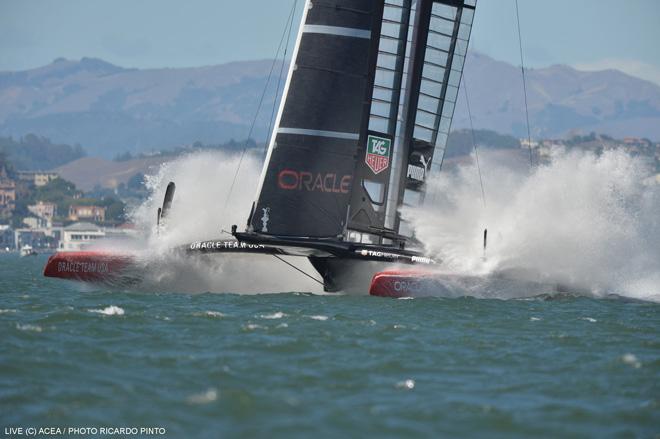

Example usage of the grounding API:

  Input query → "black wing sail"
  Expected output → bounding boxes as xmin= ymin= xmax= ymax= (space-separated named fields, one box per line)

xmin=249 ymin=0 xmax=384 ymax=238
xmin=247 ymin=0 xmax=476 ymax=245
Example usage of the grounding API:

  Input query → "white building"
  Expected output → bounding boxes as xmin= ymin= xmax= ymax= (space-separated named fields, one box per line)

xmin=28 ymin=201 xmax=57 ymax=223
xmin=59 ymin=222 xmax=106 ymax=251
xmin=23 ymin=216 xmax=49 ymax=229
xmin=17 ymin=171 xmax=59 ymax=187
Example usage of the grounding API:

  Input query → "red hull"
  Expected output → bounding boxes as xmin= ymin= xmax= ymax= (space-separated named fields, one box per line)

xmin=369 ymin=269 xmax=435 ymax=298
xmin=43 ymin=251 xmax=137 ymax=284
xmin=370 ymin=269 xmax=561 ymax=299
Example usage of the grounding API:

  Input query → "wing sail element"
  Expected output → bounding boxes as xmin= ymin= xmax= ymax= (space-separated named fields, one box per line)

xmin=247 ymin=0 xmax=476 ymax=247
xmin=249 ymin=0 xmax=384 ymax=238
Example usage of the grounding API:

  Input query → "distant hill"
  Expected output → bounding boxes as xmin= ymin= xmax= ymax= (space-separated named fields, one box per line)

xmin=453 ymin=53 xmax=660 ymax=141
xmin=53 ymin=156 xmax=169 ymax=192
xmin=444 ymin=129 xmax=521 ymax=159
xmin=54 ymin=139 xmax=262 ymax=191
xmin=0 ymin=53 xmax=659 ymax=158
xmin=0 ymin=57 xmax=282 ymax=157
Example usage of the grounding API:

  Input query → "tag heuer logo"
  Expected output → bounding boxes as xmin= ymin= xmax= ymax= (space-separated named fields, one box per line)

xmin=365 ymin=135 xmax=391 ymax=174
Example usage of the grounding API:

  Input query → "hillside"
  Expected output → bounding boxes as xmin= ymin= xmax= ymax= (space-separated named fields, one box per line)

xmin=53 ymin=156 xmax=169 ymax=192
xmin=0 ymin=57 xmax=283 ymax=157
xmin=453 ymin=53 xmax=660 ymax=140
xmin=0 ymin=53 xmax=659 ymax=158
xmin=0 ymin=134 xmax=85 ymax=170
xmin=53 ymin=139 xmax=262 ymax=191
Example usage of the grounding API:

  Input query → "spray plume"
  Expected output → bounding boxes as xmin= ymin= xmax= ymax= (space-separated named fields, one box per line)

xmin=405 ymin=149 xmax=660 ymax=302
xmin=94 ymin=150 xmax=322 ymax=294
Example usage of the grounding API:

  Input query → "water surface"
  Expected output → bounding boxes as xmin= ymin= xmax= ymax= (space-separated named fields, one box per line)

xmin=1 ymin=254 xmax=658 ymax=437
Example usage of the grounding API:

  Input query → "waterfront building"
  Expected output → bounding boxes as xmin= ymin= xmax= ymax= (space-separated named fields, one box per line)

xmin=59 ymin=222 xmax=106 ymax=251
xmin=0 ymin=167 xmax=16 ymax=217
xmin=23 ymin=216 xmax=49 ymax=229
xmin=17 ymin=170 xmax=59 ymax=187
xmin=28 ymin=201 xmax=57 ymax=223
xmin=68 ymin=205 xmax=106 ymax=222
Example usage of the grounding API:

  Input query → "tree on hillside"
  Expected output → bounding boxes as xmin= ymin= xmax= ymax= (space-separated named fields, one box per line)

xmin=102 ymin=198 xmax=126 ymax=223
xmin=0 ymin=135 xmax=86 ymax=170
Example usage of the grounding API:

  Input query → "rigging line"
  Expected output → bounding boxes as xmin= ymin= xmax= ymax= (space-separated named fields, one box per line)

xmin=264 ymin=0 xmax=298 ymax=157
xmin=272 ymin=254 xmax=325 ymax=286
xmin=220 ymin=0 xmax=298 ymax=223
xmin=462 ymin=75 xmax=486 ymax=209
xmin=514 ymin=0 xmax=534 ymax=168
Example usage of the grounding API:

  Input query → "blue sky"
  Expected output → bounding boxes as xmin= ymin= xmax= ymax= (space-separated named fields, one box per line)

xmin=1 ymin=0 xmax=659 ymax=85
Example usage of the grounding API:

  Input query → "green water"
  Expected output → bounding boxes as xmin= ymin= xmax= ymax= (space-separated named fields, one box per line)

xmin=1 ymin=254 xmax=658 ymax=438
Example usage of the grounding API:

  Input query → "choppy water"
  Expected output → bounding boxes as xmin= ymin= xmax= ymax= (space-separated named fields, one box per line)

xmin=1 ymin=254 xmax=658 ymax=438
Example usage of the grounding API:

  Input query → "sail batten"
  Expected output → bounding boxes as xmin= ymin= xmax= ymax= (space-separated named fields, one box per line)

xmin=277 ymin=128 xmax=360 ymax=140
xmin=303 ymin=24 xmax=372 ymax=39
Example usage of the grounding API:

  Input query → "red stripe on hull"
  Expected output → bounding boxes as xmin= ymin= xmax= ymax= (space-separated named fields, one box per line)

xmin=43 ymin=251 xmax=136 ymax=283
xmin=369 ymin=270 xmax=434 ymax=298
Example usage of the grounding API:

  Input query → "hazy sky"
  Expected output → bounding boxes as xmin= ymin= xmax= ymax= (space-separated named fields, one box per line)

xmin=1 ymin=0 xmax=659 ymax=84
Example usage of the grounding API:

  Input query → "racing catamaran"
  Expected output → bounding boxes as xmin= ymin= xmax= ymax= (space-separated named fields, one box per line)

xmin=44 ymin=0 xmax=477 ymax=293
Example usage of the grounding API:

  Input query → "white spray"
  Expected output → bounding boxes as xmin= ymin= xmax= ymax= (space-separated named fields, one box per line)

xmin=404 ymin=149 xmax=660 ymax=302
xmin=100 ymin=150 xmax=322 ymax=293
